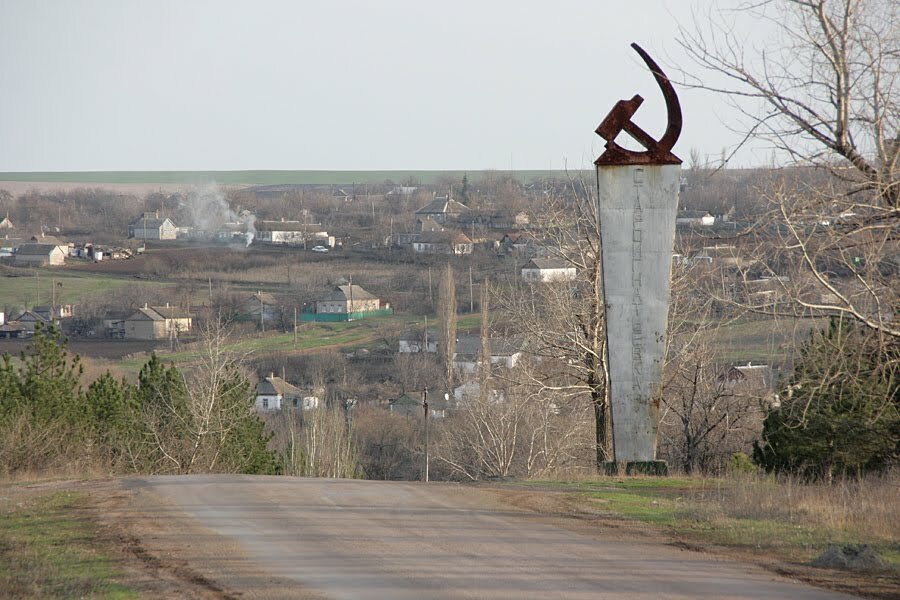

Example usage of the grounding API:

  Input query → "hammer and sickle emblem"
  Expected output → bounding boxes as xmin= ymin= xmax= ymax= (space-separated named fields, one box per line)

xmin=594 ymin=43 xmax=682 ymax=166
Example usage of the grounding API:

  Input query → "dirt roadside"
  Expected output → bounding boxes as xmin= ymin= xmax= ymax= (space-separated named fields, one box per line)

xmin=483 ymin=486 xmax=900 ymax=600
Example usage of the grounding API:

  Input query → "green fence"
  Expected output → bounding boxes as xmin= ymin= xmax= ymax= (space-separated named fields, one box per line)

xmin=299 ymin=308 xmax=393 ymax=322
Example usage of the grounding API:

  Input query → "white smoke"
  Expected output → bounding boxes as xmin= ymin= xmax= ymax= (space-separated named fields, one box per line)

xmin=183 ymin=183 xmax=256 ymax=246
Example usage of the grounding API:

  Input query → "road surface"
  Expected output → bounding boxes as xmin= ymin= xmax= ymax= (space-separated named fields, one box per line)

xmin=122 ymin=475 xmax=854 ymax=600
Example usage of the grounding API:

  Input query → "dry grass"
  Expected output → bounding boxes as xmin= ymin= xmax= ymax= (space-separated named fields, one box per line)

xmin=698 ymin=473 xmax=900 ymax=542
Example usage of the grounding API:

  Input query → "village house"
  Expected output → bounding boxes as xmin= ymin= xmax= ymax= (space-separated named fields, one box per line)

xmin=122 ymin=304 xmax=192 ymax=340
xmin=388 ymin=392 xmax=448 ymax=418
xmin=452 ymin=335 xmax=525 ymax=373
xmin=412 ymin=230 xmax=473 ymax=256
xmin=414 ymin=194 xmax=470 ymax=226
xmin=458 ymin=210 xmax=530 ymax=231
xmin=255 ymin=374 xmax=320 ymax=411
xmin=315 ymin=284 xmax=381 ymax=314
xmin=453 ymin=381 xmax=505 ymax=405
xmin=12 ymin=310 xmax=53 ymax=335
xmin=243 ymin=291 xmax=280 ymax=323
xmin=521 ymin=258 xmax=577 ymax=282
xmin=676 ymin=210 xmax=716 ymax=227
xmin=33 ymin=304 xmax=75 ymax=320
xmin=128 ymin=212 xmax=177 ymax=240
xmin=255 ymin=219 xmax=333 ymax=247
xmin=0 ymin=321 xmax=27 ymax=339
xmin=14 ymin=243 xmax=66 ymax=267
xmin=398 ymin=328 xmax=438 ymax=354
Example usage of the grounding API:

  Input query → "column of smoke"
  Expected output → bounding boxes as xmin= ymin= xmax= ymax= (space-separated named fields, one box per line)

xmin=184 ymin=184 xmax=256 ymax=247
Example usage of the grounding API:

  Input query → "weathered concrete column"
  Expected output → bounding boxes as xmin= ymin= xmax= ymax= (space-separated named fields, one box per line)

xmin=593 ymin=43 xmax=683 ymax=474
xmin=598 ymin=164 xmax=679 ymax=467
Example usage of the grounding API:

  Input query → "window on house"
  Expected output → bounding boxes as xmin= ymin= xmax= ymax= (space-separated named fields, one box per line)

xmin=293 ymin=398 xmax=299 ymax=408
xmin=262 ymin=398 xmax=269 ymax=409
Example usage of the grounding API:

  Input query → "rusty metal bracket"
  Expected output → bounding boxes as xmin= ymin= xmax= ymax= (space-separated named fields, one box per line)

xmin=594 ymin=43 xmax=682 ymax=166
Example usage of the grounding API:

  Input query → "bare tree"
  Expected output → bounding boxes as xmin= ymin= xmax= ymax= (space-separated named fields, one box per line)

xmin=435 ymin=363 xmax=593 ymax=481
xmin=495 ymin=177 xmax=612 ymax=467
xmin=678 ymin=0 xmax=899 ymax=337
xmin=437 ymin=264 xmax=457 ymax=383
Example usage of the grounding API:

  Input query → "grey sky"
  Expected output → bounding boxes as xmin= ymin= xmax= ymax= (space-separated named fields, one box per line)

xmin=0 ymin=0 xmax=766 ymax=172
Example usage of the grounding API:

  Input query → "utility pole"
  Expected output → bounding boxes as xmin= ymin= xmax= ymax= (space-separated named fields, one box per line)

xmin=469 ymin=266 xmax=474 ymax=313
xmin=428 ymin=267 xmax=433 ymax=309
xmin=422 ymin=387 xmax=429 ymax=483
xmin=260 ymin=294 xmax=264 ymax=332
xmin=293 ymin=306 xmax=298 ymax=344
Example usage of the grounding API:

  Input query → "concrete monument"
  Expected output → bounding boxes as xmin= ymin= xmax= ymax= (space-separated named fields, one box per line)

xmin=595 ymin=43 xmax=682 ymax=474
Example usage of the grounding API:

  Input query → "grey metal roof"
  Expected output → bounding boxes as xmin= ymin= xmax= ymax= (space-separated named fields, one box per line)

xmin=320 ymin=285 xmax=377 ymax=302
xmin=415 ymin=197 xmax=470 ymax=215
xmin=522 ymin=258 xmax=571 ymax=270
xmin=15 ymin=243 xmax=62 ymax=256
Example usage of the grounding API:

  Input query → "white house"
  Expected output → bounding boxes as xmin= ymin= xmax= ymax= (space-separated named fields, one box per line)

xmin=14 ymin=243 xmax=67 ymax=267
xmin=315 ymin=284 xmax=380 ymax=314
xmin=398 ymin=328 xmax=438 ymax=354
xmin=123 ymin=304 xmax=192 ymax=340
xmin=676 ymin=210 xmax=716 ymax=227
xmin=255 ymin=374 xmax=320 ymax=411
xmin=255 ymin=220 xmax=333 ymax=247
xmin=412 ymin=230 xmax=473 ymax=256
xmin=520 ymin=258 xmax=576 ymax=282
xmin=452 ymin=335 xmax=524 ymax=373
xmin=128 ymin=212 xmax=177 ymax=240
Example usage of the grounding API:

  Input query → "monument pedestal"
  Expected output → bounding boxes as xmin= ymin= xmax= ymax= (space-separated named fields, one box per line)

xmin=602 ymin=461 xmax=669 ymax=477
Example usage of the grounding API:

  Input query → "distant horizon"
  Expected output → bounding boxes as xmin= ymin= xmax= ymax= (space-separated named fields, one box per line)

xmin=0 ymin=167 xmax=773 ymax=187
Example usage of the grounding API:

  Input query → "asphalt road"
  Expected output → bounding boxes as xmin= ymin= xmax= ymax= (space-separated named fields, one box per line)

xmin=124 ymin=475 xmax=854 ymax=600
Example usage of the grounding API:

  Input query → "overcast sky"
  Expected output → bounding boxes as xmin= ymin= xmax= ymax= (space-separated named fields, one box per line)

xmin=0 ymin=0 xmax=769 ymax=172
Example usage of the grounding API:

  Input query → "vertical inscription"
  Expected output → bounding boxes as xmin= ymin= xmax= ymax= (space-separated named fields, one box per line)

xmin=631 ymin=168 xmax=644 ymax=401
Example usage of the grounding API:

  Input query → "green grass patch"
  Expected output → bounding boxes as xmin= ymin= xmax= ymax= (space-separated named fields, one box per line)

xmin=119 ymin=319 xmax=388 ymax=371
xmin=0 ymin=491 xmax=136 ymax=599
xmin=0 ymin=271 xmax=172 ymax=310
xmin=710 ymin=317 xmax=823 ymax=363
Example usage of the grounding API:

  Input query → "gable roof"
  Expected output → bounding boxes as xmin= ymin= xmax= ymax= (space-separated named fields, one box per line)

xmin=523 ymin=258 xmax=571 ymax=270
xmin=15 ymin=243 xmax=64 ymax=256
xmin=415 ymin=196 xmax=470 ymax=216
xmin=130 ymin=213 xmax=175 ymax=229
xmin=320 ymin=284 xmax=377 ymax=302
xmin=29 ymin=235 xmax=65 ymax=245
xmin=257 ymin=375 xmax=303 ymax=398
xmin=126 ymin=305 xmax=191 ymax=321
xmin=15 ymin=310 xmax=50 ymax=323
xmin=454 ymin=334 xmax=525 ymax=358
xmin=255 ymin=220 xmax=324 ymax=233
xmin=416 ymin=230 xmax=472 ymax=245
xmin=246 ymin=291 xmax=278 ymax=305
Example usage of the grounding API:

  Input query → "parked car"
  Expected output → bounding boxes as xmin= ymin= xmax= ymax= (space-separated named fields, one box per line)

xmin=311 ymin=245 xmax=329 ymax=253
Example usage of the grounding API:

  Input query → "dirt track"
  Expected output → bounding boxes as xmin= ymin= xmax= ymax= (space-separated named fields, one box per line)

xmin=112 ymin=475 xmax=856 ymax=600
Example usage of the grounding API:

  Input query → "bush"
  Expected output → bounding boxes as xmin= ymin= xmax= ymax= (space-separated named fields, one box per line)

xmin=753 ymin=318 xmax=899 ymax=480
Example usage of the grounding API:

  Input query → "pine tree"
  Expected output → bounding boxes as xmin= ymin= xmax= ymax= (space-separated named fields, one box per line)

xmin=754 ymin=318 xmax=900 ymax=480
xmin=17 ymin=323 xmax=83 ymax=424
